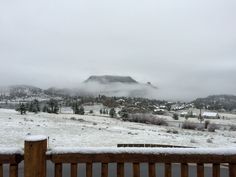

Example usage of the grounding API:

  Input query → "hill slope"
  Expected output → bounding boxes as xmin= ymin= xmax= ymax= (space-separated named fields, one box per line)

xmin=192 ymin=95 xmax=236 ymax=111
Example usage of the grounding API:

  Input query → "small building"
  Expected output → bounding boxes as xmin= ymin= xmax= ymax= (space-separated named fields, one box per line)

xmin=180 ymin=111 xmax=188 ymax=117
xmin=180 ymin=111 xmax=197 ymax=118
xmin=153 ymin=109 xmax=165 ymax=115
xmin=202 ymin=112 xmax=220 ymax=119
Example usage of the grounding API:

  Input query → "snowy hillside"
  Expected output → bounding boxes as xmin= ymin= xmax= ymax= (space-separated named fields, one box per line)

xmin=1 ymin=108 xmax=236 ymax=148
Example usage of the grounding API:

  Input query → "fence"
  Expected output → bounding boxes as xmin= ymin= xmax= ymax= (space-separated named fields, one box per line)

xmin=117 ymin=144 xmax=192 ymax=148
xmin=0 ymin=136 xmax=236 ymax=177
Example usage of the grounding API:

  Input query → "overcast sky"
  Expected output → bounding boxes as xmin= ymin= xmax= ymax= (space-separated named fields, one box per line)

xmin=0 ymin=0 xmax=236 ymax=100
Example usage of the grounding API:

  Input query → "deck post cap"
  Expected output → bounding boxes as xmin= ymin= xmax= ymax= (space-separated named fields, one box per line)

xmin=25 ymin=135 xmax=47 ymax=142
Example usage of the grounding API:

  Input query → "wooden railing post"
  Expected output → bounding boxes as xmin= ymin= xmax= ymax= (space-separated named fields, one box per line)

xmin=24 ymin=135 xmax=47 ymax=177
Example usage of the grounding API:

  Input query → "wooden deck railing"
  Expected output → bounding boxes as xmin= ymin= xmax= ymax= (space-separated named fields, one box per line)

xmin=117 ymin=144 xmax=193 ymax=148
xmin=0 ymin=148 xmax=23 ymax=177
xmin=0 ymin=136 xmax=236 ymax=177
xmin=47 ymin=147 xmax=236 ymax=177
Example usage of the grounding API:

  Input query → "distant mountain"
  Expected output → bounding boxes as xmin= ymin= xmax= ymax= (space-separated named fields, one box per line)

xmin=192 ymin=95 xmax=236 ymax=111
xmin=44 ymin=87 xmax=71 ymax=97
xmin=80 ymin=75 xmax=158 ymax=98
xmin=0 ymin=75 xmax=158 ymax=99
xmin=0 ymin=85 xmax=43 ymax=98
xmin=84 ymin=75 xmax=138 ymax=84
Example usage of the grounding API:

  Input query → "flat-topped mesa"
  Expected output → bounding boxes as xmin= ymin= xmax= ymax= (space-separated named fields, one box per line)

xmin=84 ymin=75 xmax=138 ymax=84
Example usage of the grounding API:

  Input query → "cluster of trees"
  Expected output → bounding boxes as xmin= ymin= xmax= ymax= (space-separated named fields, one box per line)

xmin=118 ymin=108 xmax=129 ymax=118
xmin=193 ymin=95 xmax=236 ymax=111
xmin=71 ymin=101 xmax=85 ymax=115
xmin=42 ymin=99 xmax=59 ymax=114
xmin=16 ymin=99 xmax=86 ymax=115
xmin=99 ymin=108 xmax=117 ymax=118
xmin=100 ymin=108 xmax=109 ymax=114
xmin=16 ymin=99 xmax=40 ymax=114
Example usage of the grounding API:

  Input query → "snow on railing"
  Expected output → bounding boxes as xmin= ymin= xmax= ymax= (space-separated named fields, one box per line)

xmin=0 ymin=147 xmax=23 ymax=155
xmin=49 ymin=147 xmax=236 ymax=155
xmin=1 ymin=136 xmax=236 ymax=177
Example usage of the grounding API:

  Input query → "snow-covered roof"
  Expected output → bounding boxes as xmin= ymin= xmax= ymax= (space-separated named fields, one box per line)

xmin=154 ymin=109 xmax=165 ymax=112
xmin=180 ymin=112 xmax=188 ymax=115
xmin=202 ymin=112 xmax=219 ymax=117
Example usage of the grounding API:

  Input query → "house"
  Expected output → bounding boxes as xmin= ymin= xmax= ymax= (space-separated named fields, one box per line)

xmin=180 ymin=111 xmax=197 ymax=118
xmin=153 ymin=108 xmax=165 ymax=115
xmin=202 ymin=112 xmax=220 ymax=119
xmin=180 ymin=111 xmax=188 ymax=117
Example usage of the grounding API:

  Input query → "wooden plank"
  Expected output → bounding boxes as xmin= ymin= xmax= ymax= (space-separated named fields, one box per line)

xmin=148 ymin=163 xmax=155 ymax=177
xmin=213 ymin=164 xmax=220 ymax=177
xmin=181 ymin=163 xmax=188 ymax=177
xmin=197 ymin=163 xmax=204 ymax=177
xmin=55 ymin=163 xmax=62 ymax=177
xmin=0 ymin=164 xmax=2 ymax=177
xmin=229 ymin=163 xmax=236 ymax=177
xmin=117 ymin=163 xmax=124 ymax=177
xmin=165 ymin=163 xmax=171 ymax=177
xmin=133 ymin=163 xmax=140 ymax=177
xmin=102 ymin=163 xmax=108 ymax=177
xmin=0 ymin=155 xmax=23 ymax=164
xmin=86 ymin=163 xmax=92 ymax=177
xmin=50 ymin=153 xmax=236 ymax=164
xmin=71 ymin=163 xmax=77 ymax=177
xmin=10 ymin=164 xmax=18 ymax=177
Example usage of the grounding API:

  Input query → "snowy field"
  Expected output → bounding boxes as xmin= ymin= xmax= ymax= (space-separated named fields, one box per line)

xmin=1 ymin=108 xmax=236 ymax=149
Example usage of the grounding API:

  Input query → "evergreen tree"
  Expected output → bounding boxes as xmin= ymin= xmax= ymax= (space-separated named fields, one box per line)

xmin=102 ymin=109 xmax=106 ymax=114
xmin=78 ymin=106 xmax=85 ymax=115
xmin=42 ymin=105 xmax=48 ymax=112
xmin=16 ymin=103 xmax=27 ymax=115
xmin=46 ymin=99 xmax=59 ymax=114
xmin=71 ymin=101 xmax=80 ymax=114
xmin=109 ymin=108 xmax=116 ymax=118
xmin=28 ymin=99 xmax=40 ymax=113
xmin=119 ymin=108 xmax=129 ymax=118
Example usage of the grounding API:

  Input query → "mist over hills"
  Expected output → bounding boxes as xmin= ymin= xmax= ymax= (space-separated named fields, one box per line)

xmin=0 ymin=75 xmax=158 ymax=99
xmin=78 ymin=75 xmax=158 ymax=98
xmin=1 ymin=78 xmax=236 ymax=108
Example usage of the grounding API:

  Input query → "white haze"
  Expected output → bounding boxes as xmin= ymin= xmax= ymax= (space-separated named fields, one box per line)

xmin=70 ymin=82 xmax=159 ymax=99
xmin=0 ymin=0 xmax=236 ymax=101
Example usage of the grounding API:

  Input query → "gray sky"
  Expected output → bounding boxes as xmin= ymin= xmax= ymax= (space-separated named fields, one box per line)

xmin=0 ymin=0 xmax=236 ymax=101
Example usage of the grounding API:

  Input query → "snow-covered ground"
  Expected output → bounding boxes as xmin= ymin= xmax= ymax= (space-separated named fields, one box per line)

xmin=1 ymin=108 xmax=236 ymax=149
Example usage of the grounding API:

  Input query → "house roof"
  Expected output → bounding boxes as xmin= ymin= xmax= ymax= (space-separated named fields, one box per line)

xmin=202 ymin=112 xmax=218 ymax=117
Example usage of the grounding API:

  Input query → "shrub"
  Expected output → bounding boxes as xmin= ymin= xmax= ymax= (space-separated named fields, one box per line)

xmin=70 ymin=117 xmax=76 ymax=120
xmin=125 ymin=114 xmax=168 ymax=126
xmin=167 ymin=129 xmax=178 ymax=134
xmin=152 ymin=118 xmax=168 ymax=126
xmin=190 ymin=139 xmax=197 ymax=143
xmin=182 ymin=121 xmax=198 ymax=130
xmin=207 ymin=123 xmax=218 ymax=132
xmin=207 ymin=138 xmax=213 ymax=143
xmin=172 ymin=113 xmax=179 ymax=120
xmin=196 ymin=125 xmax=205 ymax=131
xmin=204 ymin=120 xmax=210 ymax=129
xmin=229 ymin=125 xmax=236 ymax=131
